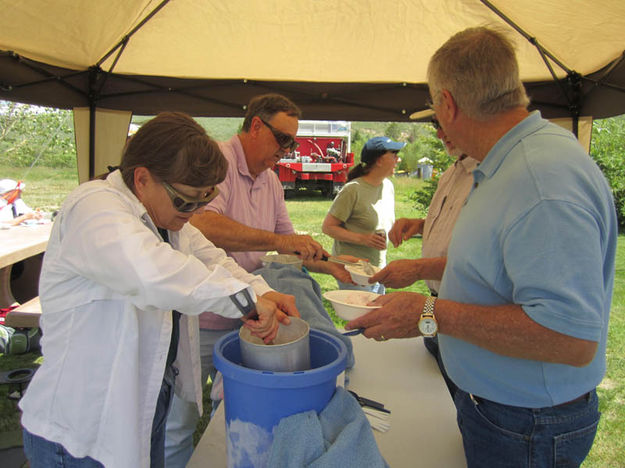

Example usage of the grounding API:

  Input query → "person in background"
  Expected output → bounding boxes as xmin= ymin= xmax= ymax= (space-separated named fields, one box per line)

xmin=0 ymin=179 xmax=42 ymax=226
xmin=347 ymin=27 xmax=616 ymax=467
xmin=165 ymin=94 xmax=353 ymax=467
xmin=371 ymin=117 xmax=478 ymax=397
xmin=19 ymin=112 xmax=297 ymax=468
xmin=322 ymin=136 xmax=405 ymax=294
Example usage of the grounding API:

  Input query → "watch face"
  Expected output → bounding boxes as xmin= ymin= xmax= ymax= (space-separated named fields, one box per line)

xmin=419 ymin=317 xmax=437 ymax=335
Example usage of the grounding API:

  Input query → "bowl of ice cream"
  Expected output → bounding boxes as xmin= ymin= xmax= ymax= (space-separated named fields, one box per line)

xmin=345 ymin=263 xmax=381 ymax=286
xmin=323 ymin=290 xmax=381 ymax=321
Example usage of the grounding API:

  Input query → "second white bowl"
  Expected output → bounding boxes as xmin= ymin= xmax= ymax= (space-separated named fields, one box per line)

xmin=323 ymin=290 xmax=381 ymax=321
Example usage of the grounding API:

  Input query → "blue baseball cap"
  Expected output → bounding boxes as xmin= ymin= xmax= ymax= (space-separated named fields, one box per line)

xmin=361 ymin=136 xmax=406 ymax=164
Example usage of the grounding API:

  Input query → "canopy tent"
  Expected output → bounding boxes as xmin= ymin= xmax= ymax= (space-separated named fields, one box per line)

xmin=1 ymin=0 xmax=624 ymax=181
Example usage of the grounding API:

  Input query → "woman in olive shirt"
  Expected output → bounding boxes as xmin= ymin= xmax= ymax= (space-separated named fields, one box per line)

xmin=322 ymin=136 xmax=405 ymax=293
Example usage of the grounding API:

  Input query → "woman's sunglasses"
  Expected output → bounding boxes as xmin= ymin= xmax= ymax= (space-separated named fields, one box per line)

xmin=259 ymin=117 xmax=300 ymax=152
xmin=162 ymin=182 xmax=219 ymax=213
xmin=431 ymin=117 xmax=441 ymax=130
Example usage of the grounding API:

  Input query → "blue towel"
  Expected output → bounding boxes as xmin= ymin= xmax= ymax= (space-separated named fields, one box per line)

xmin=268 ymin=387 xmax=388 ymax=467
xmin=255 ymin=264 xmax=355 ymax=368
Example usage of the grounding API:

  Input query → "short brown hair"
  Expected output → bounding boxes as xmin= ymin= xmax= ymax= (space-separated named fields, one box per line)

xmin=427 ymin=27 xmax=529 ymax=120
xmin=241 ymin=94 xmax=302 ymax=131
xmin=120 ymin=112 xmax=228 ymax=190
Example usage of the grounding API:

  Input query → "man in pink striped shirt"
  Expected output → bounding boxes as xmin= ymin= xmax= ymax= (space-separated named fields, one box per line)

xmin=164 ymin=94 xmax=353 ymax=466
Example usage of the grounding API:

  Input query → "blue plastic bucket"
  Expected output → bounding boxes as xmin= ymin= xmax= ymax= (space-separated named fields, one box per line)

xmin=214 ymin=328 xmax=348 ymax=468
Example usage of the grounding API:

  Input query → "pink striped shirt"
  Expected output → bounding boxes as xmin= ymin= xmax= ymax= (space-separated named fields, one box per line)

xmin=199 ymin=135 xmax=294 ymax=329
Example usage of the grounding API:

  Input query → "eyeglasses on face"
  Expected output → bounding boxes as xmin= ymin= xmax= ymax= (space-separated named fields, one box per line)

xmin=259 ymin=117 xmax=300 ymax=152
xmin=431 ymin=117 xmax=441 ymax=130
xmin=162 ymin=182 xmax=219 ymax=213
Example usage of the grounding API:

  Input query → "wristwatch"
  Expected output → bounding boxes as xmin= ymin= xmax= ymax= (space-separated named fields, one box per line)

xmin=418 ymin=296 xmax=438 ymax=337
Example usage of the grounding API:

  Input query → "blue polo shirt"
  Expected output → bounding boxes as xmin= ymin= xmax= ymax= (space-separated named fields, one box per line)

xmin=438 ymin=111 xmax=617 ymax=408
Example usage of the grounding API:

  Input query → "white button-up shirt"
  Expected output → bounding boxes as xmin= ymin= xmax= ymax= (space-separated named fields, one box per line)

xmin=19 ymin=170 xmax=271 ymax=468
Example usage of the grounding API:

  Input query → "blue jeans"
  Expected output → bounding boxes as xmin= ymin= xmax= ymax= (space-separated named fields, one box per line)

xmin=151 ymin=365 xmax=177 ymax=468
xmin=164 ymin=328 xmax=227 ymax=467
xmin=455 ymin=388 xmax=600 ymax=468
xmin=22 ymin=430 xmax=104 ymax=468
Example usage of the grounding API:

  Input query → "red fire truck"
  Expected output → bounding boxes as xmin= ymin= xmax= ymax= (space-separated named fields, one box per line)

xmin=274 ymin=120 xmax=354 ymax=198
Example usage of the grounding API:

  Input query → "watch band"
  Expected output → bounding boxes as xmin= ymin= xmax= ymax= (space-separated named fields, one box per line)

xmin=423 ymin=296 xmax=437 ymax=316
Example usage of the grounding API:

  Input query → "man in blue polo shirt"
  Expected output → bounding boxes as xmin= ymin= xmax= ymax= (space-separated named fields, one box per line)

xmin=346 ymin=26 xmax=616 ymax=467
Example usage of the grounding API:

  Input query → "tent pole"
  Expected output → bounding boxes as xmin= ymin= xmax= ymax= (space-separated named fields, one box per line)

xmin=567 ymin=71 xmax=582 ymax=137
xmin=88 ymin=67 xmax=98 ymax=180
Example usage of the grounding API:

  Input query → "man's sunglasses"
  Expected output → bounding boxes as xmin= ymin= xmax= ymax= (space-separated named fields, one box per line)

xmin=162 ymin=182 xmax=219 ymax=213
xmin=259 ymin=117 xmax=300 ymax=152
xmin=431 ymin=117 xmax=441 ymax=130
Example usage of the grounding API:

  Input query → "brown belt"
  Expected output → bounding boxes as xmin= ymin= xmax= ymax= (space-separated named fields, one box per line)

xmin=554 ymin=392 xmax=590 ymax=407
xmin=470 ymin=392 xmax=590 ymax=408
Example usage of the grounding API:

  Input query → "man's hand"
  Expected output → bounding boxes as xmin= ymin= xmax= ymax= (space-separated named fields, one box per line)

xmin=304 ymin=254 xmax=360 ymax=284
xmin=241 ymin=296 xmax=281 ymax=344
xmin=388 ymin=218 xmax=424 ymax=248
xmin=276 ymin=234 xmax=326 ymax=261
xmin=344 ymin=292 xmax=426 ymax=341
xmin=372 ymin=259 xmax=423 ymax=288
xmin=323 ymin=260 xmax=354 ymax=284
xmin=261 ymin=291 xmax=299 ymax=322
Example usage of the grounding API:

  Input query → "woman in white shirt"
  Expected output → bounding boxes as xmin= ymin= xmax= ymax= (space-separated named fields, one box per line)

xmin=19 ymin=112 xmax=298 ymax=468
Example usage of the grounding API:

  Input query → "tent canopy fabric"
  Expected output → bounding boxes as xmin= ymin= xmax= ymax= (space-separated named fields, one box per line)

xmin=1 ymin=0 xmax=625 ymax=121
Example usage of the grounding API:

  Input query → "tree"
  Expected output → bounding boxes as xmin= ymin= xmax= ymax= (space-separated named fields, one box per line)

xmin=590 ymin=115 xmax=625 ymax=230
xmin=0 ymin=101 xmax=75 ymax=168
xmin=384 ymin=122 xmax=402 ymax=141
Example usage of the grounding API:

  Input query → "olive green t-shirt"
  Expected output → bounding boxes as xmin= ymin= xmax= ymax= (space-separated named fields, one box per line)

xmin=327 ymin=177 xmax=395 ymax=266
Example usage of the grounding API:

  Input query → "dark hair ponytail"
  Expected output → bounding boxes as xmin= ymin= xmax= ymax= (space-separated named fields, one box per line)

xmin=347 ymin=163 xmax=368 ymax=181
xmin=348 ymin=147 xmax=388 ymax=181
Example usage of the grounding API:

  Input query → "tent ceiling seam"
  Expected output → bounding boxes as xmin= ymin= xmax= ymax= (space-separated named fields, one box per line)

xmin=96 ymin=0 xmax=171 ymax=68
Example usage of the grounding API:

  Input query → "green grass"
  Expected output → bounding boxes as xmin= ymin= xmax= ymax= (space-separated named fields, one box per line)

xmin=0 ymin=167 xmax=623 ymax=466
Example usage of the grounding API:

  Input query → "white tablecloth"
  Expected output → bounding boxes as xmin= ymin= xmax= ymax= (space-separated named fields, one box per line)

xmin=188 ymin=333 xmax=466 ymax=467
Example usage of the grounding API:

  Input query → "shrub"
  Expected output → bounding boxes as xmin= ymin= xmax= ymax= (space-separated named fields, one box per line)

xmin=590 ymin=116 xmax=625 ymax=230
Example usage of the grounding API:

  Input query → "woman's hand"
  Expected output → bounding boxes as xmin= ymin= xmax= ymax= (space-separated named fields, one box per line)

xmin=261 ymin=291 xmax=299 ymax=323
xmin=361 ymin=232 xmax=387 ymax=250
xmin=241 ymin=296 xmax=281 ymax=343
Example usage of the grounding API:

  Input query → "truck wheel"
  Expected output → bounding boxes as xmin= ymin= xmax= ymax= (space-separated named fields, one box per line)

xmin=284 ymin=189 xmax=295 ymax=199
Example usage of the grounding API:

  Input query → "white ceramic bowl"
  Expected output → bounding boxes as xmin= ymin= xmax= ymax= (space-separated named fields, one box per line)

xmin=345 ymin=263 xmax=381 ymax=286
xmin=260 ymin=253 xmax=303 ymax=270
xmin=323 ymin=290 xmax=381 ymax=321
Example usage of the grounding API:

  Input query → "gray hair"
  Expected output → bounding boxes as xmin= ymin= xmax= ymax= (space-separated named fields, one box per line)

xmin=427 ymin=27 xmax=529 ymax=120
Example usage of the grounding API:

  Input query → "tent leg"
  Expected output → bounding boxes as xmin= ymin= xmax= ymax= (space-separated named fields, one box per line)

xmin=89 ymin=104 xmax=96 ymax=180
